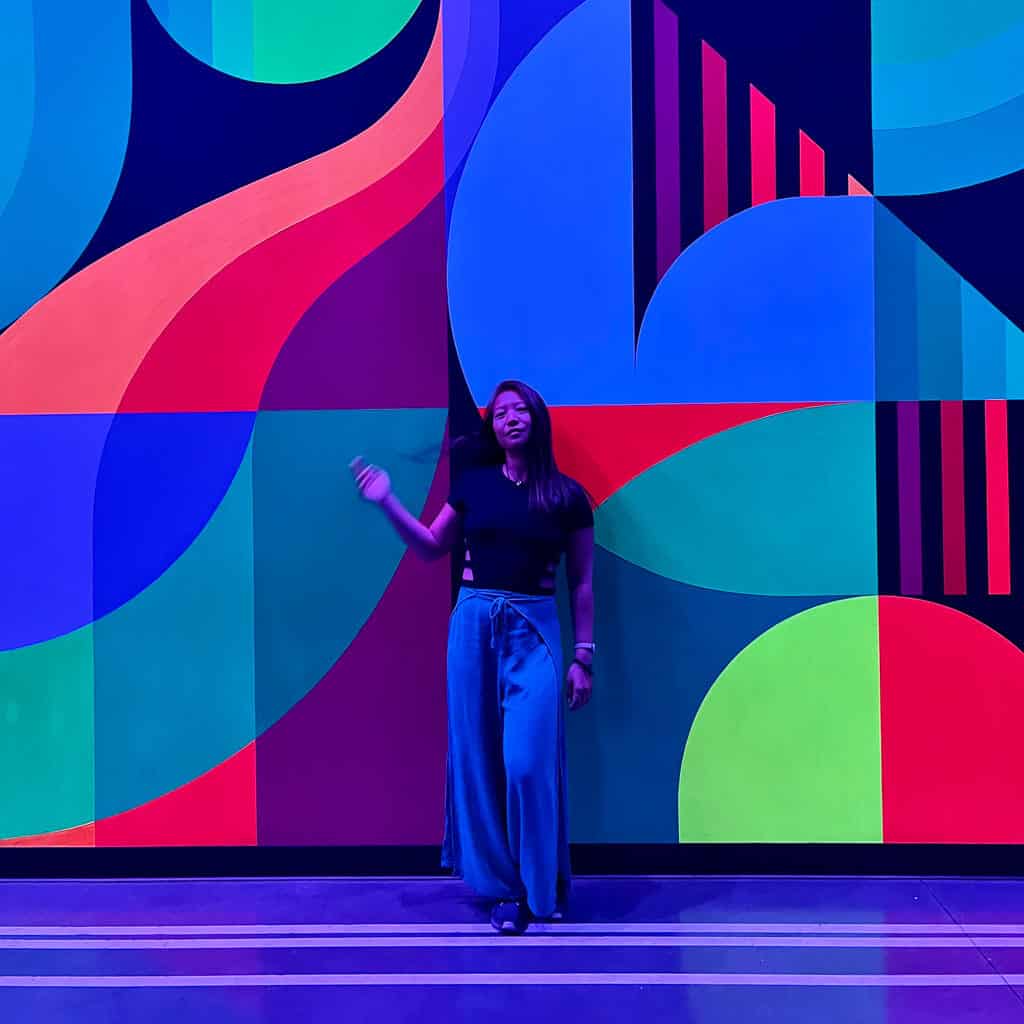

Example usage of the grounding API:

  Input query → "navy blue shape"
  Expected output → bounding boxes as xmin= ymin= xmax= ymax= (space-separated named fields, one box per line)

xmin=662 ymin=0 xmax=872 ymax=194
xmin=69 ymin=0 xmax=439 ymax=276
xmin=92 ymin=411 xmax=255 ymax=620
xmin=881 ymin=171 xmax=1024 ymax=333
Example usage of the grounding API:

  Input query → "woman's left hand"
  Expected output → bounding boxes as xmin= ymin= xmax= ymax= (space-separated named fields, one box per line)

xmin=567 ymin=661 xmax=592 ymax=711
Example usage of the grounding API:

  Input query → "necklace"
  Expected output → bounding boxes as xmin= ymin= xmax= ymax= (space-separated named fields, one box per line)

xmin=503 ymin=464 xmax=526 ymax=487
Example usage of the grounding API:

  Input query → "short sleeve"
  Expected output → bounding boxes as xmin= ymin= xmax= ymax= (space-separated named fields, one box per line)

xmin=447 ymin=469 xmax=468 ymax=515
xmin=563 ymin=480 xmax=594 ymax=532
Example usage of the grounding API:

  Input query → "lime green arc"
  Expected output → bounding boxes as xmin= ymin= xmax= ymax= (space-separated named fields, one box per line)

xmin=596 ymin=403 xmax=878 ymax=597
xmin=678 ymin=598 xmax=882 ymax=843
xmin=152 ymin=1 xmax=421 ymax=84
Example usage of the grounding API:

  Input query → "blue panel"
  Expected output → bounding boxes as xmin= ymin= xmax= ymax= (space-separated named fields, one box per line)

xmin=0 ymin=415 xmax=112 ymax=650
xmin=637 ymin=198 xmax=876 ymax=403
xmin=874 ymin=202 xmax=919 ymax=400
xmin=448 ymin=0 xmax=635 ymax=407
xmin=0 ymin=0 xmax=131 ymax=327
xmin=92 ymin=411 xmax=255 ymax=619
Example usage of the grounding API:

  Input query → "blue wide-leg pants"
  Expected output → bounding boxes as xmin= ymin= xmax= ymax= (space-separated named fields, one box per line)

xmin=441 ymin=588 xmax=571 ymax=918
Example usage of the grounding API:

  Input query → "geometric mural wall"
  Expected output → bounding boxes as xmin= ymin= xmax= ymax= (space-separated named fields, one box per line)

xmin=3 ymin=0 xmax=1024 ymax=847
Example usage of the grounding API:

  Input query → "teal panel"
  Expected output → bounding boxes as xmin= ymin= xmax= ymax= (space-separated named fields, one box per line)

xmin=915 ymin=243 xmax=962 ymax=400
xmin=1007 ymin=322 xmax=1024 ymax=400
xmin=253 ymin=409 xmax=445 ymax=732
xmin=596 ymin=403 xmax=878 ymax=597
xmin=93 ymin=445 xmax=255 ymax=818
xmin=0 ymin=626 xmax=94 ymax=839
xmin=961 ymin=283 xmax=1006 ymax=399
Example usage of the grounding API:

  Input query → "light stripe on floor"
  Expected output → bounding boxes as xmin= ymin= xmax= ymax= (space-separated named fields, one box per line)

xmin=1 ymin=921 xmax=1021 ymax=938
xmin=0 ymin=934 xmax=1020 ymax=949
xmin=0 ymin=972 xmax=1020 ymax=988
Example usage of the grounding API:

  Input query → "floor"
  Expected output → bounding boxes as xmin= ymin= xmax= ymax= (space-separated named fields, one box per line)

xmin=2 ymin=876 xmax=1024 ymax=1021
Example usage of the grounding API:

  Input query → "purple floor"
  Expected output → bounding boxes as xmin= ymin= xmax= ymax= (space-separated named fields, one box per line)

xmin=2 ymin=875 xmax=1024 ymax=1021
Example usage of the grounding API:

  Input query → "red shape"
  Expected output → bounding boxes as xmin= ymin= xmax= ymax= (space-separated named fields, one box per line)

xmin=985 ymin=399 xmax=1011 ymax=595
xmin=749 ymin=86 xmax=776 ymax=207
xmin=799 ymin=130 xmax=825 ymax=196
xmin=95 ymin=744 xmax=257 ymax=847
xmin=119 ymin=127 xmax=444 ymax=413
xmin=880 ymin=597 xmax=1024 ymax=842
xmin=701 ymin=42 xmax=728 ymax=231
xmin=0 ymin=823 xmax=95 ymax=848
xmin=940 ymin=401 xmax=967 ymax=595
xmin=549 ymin=403 xmax=827 ymax=506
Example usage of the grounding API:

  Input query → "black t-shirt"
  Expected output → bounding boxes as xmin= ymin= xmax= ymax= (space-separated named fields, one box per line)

xmin=448 ymin=466 xmax=594 ymax=596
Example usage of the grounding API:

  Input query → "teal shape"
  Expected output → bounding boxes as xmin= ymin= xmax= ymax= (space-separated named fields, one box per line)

xmin=94 ymin=442 xmax=255 ymax=819
xmin=253 ymin=408 xmax=445 ymax=733
xmin=596 ymin=403 xmax=878 ymax=597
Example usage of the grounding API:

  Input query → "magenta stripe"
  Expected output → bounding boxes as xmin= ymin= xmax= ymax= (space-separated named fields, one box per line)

xmin=897 ymin=401 xmax=923 ymax=594
xmin=653 ymin=0 xmax=681 ymax=278
xmin=0 ymin=972 xmax=1010 ymax=988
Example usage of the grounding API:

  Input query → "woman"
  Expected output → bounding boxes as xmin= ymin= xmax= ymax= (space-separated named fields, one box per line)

xmin=351 ymin=380 xmax=595 ymax=934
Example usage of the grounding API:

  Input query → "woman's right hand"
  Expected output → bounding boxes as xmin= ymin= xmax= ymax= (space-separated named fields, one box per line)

xmin=350 ymin=456 xmax=392 ymax=505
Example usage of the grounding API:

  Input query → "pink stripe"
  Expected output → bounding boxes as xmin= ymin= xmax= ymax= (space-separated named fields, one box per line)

xmin=701 ymin=41 xmax=728 ymax=230
xmin=985 ymin=399 xmax=1011 ymax=594
xmin=799 ymin=131 xmax=825 ymax=196
xmin=941 ymin=401 xmax=967 ymax=595
xmin=749 ymin=86 xmax=776 ymax=206
xmin=653 ymin=1 xmax=681 ymax=277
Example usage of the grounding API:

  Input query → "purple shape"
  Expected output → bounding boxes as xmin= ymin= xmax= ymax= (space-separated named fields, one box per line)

xmin=653 ymin=0 xmax=681 ymax=279
xmin=255 ymin=457 xmax=450 ymax=844
xmin=897 ymin=402 xmax=923 ymax=594
xmin=0 ymin=414 xmax=112 ymax=649
xmin=260 ymin=197 xmax=448 ymax=411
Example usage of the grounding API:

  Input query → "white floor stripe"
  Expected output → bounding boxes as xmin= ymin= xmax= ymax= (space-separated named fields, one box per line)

xmin=0 ymin=972 xmax=1018 ymax=989
xmin=0 ymin=934 xmax=1018 ymax=950
xmin=1 ymin=921 xmax=1021 ymax=938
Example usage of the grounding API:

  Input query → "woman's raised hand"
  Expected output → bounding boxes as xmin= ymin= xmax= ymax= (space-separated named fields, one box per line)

xmin=349 ymin=456 xmax=393 ymax=504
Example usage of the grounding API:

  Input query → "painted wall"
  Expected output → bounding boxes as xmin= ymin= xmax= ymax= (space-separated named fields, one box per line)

xmin=3 ymin=0 xmax=1024 ymax=846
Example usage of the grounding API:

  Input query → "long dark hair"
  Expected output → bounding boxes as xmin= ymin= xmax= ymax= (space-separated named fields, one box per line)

xmin=454 ymin=380 xmax=588 ymax=515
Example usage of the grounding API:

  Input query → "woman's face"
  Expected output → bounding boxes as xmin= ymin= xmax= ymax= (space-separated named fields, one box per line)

xmin=492 ymin=389 xmax=532 ymax=451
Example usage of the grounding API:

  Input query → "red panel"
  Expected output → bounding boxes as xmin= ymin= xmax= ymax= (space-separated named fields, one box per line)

xmin=118 ymin=127 xmax=444 ymax=413
xmin=799 ymin=131 xmax=825 ymax=196
xmin=96 ymin=744 xmax=257 ymax=847
xmin=880 ymin=596 xmax=1024 ymax=842
xmin=0 ymin=823 xmax=95 ymax=848
xmin=550 ymin=403 xmax=827 ymax=505
xmin=940 ymin=401 xmax=966 ymax=595
xmin=985 ymin=399 xmax=1011 ymax=595
xmin=701 ymin=42 xmax=728 ymax=231
xmin=749 ymin=86 xmax=776 ymax=207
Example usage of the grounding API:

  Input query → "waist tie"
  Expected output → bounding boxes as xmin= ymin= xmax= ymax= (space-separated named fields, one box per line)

xmin=488 ymin=596 xmax=509 ymax=649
